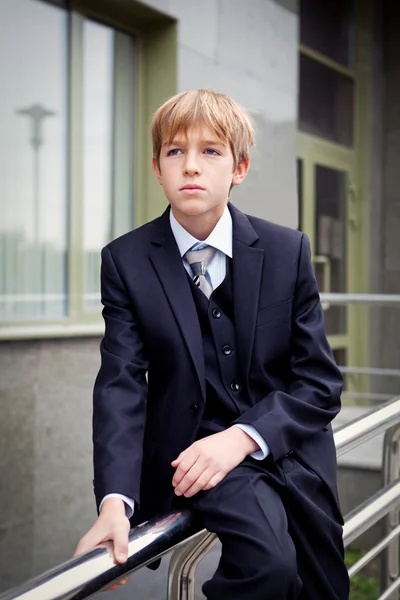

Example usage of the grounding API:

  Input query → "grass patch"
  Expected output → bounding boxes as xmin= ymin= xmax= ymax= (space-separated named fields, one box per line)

xmin=345 ymin=548 xmax=380 ymax=600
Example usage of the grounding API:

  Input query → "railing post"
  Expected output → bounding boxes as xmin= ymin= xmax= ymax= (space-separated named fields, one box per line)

xmin=167 ymin=532 xmax=218 ymax=600
xmin=381 ymin=425 xmax=400 ymax=598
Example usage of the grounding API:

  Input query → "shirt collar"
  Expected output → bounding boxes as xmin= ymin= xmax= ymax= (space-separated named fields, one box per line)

xmin=169 ymin=205 xmax=233 ymax=258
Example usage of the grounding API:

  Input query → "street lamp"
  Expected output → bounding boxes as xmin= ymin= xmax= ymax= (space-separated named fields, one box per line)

xmin=17 ymin=104 xmax=56 ymax=315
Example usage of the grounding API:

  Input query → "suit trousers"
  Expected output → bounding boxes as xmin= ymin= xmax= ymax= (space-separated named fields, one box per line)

xmin=177 ymin=454 xmax=349 ymax=600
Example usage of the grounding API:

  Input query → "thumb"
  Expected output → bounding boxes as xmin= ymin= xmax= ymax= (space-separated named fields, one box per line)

xmin=113 ymin=525 xmax=129 ymax=564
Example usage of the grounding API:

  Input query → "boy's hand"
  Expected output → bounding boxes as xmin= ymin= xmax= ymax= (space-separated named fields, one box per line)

xmin=74 ymin=497 xmax=130 ymax=565
xmin=171 ymin=427 xmax=259 ymax=498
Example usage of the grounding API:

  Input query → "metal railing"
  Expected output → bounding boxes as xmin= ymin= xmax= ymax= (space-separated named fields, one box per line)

xmin=321 ymin=293 xmax=400 ymax=407
xmin=319 ymin=293 xmax=400 ymax=306
xmin=2 ymin=397 xmax=400 ymax=600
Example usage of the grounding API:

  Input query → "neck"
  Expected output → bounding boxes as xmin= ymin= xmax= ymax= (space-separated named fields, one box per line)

xmin=172 ymin=205 xmax=226 ymax=240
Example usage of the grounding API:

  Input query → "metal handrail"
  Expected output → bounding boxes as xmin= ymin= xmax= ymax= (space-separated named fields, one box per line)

xmin=0 ymin=511 xmax=203 ymax=600
xmin=2 ymin=397 xmax=400 ymax=600
xmin=348 ymin=524 xmax=400 ymax=578
xmin=343 ymin=480 xmax=400 ymax=546
xmin=334 ymin=397 xmax=400 ymax=457
xmin=339 ymin=366 xmax=400 ymax=377
xmin=319 ymin=293 xmax=400 ymax=305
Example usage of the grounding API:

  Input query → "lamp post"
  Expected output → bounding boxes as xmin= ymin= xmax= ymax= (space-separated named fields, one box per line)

xmin=17 ymin=104 xmax=56 ymax=315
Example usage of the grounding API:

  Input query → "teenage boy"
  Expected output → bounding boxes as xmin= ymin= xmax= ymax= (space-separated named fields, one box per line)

xmin=75 ymin=89 xmax=349 ymax=600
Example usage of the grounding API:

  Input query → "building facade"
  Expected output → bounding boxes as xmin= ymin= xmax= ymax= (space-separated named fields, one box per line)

xmin=0 ymin=0 xmax=399 ymax=590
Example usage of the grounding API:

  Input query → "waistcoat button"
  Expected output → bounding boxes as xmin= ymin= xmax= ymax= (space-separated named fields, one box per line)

xmin=222 ymin=344 xmax=232 ymax=355
xmin=230 ymin=381 xmax=240 ymax=392
xmin=190 ymin=404 xmax=199 ymax=414
xmin=212 ymin=308 xmax=221 ymax=319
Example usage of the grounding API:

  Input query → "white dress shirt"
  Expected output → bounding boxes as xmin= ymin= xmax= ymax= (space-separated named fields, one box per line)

xmin=101 ymin=205 xmax=270 ymax=518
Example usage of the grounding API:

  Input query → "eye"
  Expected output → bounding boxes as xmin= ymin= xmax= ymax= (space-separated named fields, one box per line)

xmin=167 ymin=148 xmax=182 ymax=156
xmin=204 ymin=148 xmax=220 ymax=156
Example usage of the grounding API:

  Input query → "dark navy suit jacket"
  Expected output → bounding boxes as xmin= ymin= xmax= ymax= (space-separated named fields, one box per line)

xmin=93 ymin=203 xmax=343 ymax=525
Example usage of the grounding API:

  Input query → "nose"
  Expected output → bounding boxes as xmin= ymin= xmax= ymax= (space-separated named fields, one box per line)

xmin=183 ymin=151 xmax=201 ymax=176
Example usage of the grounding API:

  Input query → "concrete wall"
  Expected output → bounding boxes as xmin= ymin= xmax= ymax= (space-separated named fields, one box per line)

xmin=0 ymin=0 xmax=300 ymax=591
xmin=0 ymin=339 xmax=99 ymax=590
xmin=142 ymin=0 xmax=299 ymax=228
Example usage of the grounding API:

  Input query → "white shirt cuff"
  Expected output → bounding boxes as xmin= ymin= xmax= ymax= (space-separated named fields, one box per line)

xmin=234 ymin=424 xmax=270 ymax=460
xmin=99 ymin=494 xmax=135 ymax=519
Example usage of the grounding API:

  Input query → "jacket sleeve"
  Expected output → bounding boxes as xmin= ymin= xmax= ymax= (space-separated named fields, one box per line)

xmin=234 ymin=233 xmax=343 ymax=461
xmin=93 ymin=245 xmax=148 ymax=511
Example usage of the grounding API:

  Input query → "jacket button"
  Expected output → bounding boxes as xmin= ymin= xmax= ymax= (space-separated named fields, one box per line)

xmin=212 ymin=308 xmax=221 ymax=319
xmin=230 ymin=381 xmax=240 ymax=392
xmin=222 ymin=344 xmax=232 ymax=355
xmin=190 ymin=404 xmax=199 ymax=414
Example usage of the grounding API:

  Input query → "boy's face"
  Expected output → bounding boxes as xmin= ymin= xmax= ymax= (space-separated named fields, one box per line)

xmin=152 ymin=126 xmax=249 ymax=225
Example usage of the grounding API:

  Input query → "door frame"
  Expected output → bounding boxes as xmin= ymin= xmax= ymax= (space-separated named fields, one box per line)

xmin=297 ymin=134 xmax=364 ymax=384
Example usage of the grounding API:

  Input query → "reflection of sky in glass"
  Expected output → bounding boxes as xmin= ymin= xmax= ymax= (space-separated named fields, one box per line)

xmin=83 ymin=21 xmax=114 ymax=251
xmin=0 ymin=0 xmax=67 ymax=249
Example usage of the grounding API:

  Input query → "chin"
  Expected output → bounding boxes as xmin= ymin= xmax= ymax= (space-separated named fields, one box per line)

xmin=174 ymin=200 xmax=211 ymax=216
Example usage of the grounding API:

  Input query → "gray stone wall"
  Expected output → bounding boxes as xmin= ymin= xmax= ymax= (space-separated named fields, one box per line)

xmin=141 ymin=0 xmax=300 ymax=228
xmin=0 ymin=339 xmax=99 ymax=590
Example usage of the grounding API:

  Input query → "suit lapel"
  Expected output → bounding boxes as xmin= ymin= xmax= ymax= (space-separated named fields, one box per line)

xmin=149 ymin=209 xmax=206 ymax=400
xmin=230 ymin=205 xmax=265 ymax=384
xmin=148 ymin=205 xmax=264 ymax=396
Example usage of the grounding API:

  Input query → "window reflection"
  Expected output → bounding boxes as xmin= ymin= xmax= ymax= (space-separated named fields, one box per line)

xmin=83 ymin=22 xmax=135 ymax=310
xmin=0 ymin=0 xmax=68 ymax=320
xmin=300 ymin=0 xmax=355 ymax=68
xmin=299 ymin=54 xmax=354 ymax=147
xmin=83 ymin=20 xmax=114 ymax=309
xmin=315 ymin=165 xmax=347 ymax=336
xmin=297 ymin=159 xmax=303 ymax=231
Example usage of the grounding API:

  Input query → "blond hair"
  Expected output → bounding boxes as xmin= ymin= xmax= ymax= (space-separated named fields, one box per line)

xmin=151 ymin=89 xmax=255 ymax=169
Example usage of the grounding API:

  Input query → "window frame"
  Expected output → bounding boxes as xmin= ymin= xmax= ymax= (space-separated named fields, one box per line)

xmin=0 ymin=0 xmax=178 ymax=340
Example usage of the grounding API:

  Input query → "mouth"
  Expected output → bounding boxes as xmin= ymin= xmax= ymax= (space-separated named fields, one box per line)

xmin=180 ymin=185 xmax=205 ymax=191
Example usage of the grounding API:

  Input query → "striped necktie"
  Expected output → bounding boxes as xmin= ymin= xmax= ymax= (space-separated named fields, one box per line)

xmin=184 ymin=243 xmax=217 ymax=299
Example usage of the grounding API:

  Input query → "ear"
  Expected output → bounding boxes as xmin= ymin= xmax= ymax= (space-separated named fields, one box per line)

xmin=231 ymin=158 xmax=250 ymax=188
xmin=152 ymin=156 xmax=163 ymax=185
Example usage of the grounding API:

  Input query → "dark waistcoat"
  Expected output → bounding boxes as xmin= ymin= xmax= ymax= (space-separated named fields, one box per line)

xmin=187 ymin=258 xmax=251 ymax=436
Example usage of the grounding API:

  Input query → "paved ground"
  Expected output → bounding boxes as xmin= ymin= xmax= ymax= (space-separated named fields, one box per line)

xmin=99 ymin=542 xmax=222 ymax=600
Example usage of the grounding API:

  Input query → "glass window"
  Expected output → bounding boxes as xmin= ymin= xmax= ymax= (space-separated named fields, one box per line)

xmin=300 ymin=0 xmax=355 ymax=68
xmin=314 ymin=165 xmax=347 ymax=336
xmin=333 ymin=348 xmax=347 ymax=389
xmin=83 ymin=22 xmax=135 ymax=310
xmin=0 ymin=0 xmax=68 ymax=321
xmin=299 ymin=54 xmax=354 ymax=147
xmin=0 ymin=4 xmax=136 ymax=324
xmin=297 ymin=159 xmax=303 ymax=231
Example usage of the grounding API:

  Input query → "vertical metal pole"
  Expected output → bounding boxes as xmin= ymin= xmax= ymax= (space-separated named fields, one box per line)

xmin=381 ymin=426 xmax=400 ymax=598
xmin=33 ymin=146 xmax=45 ymax=316
xmin=167 ymin=531 xmax=218 ymax=600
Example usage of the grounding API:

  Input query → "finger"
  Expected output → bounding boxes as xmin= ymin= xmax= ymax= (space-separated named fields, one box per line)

xmin=172 ymin=452 xmax=198 ymax=488
xmin=104 ymin=577 xmax=129 ymax=592
xmin=203 ymin=471 xmax=226 ymax=490
xmin=171 ymin=452 xmax=184 ymax=467
xmin=173 ymin=455 xmax=201 ymax=492
xmin=174 ymin=459 xmax=205 ymax=496
xmin=74 ymin=532 xmax=104 ymax=557
xmin=113 ymin=522 xmax=130 ymax=564
xmin=182 ymin=468 xmax=215 ymax=498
